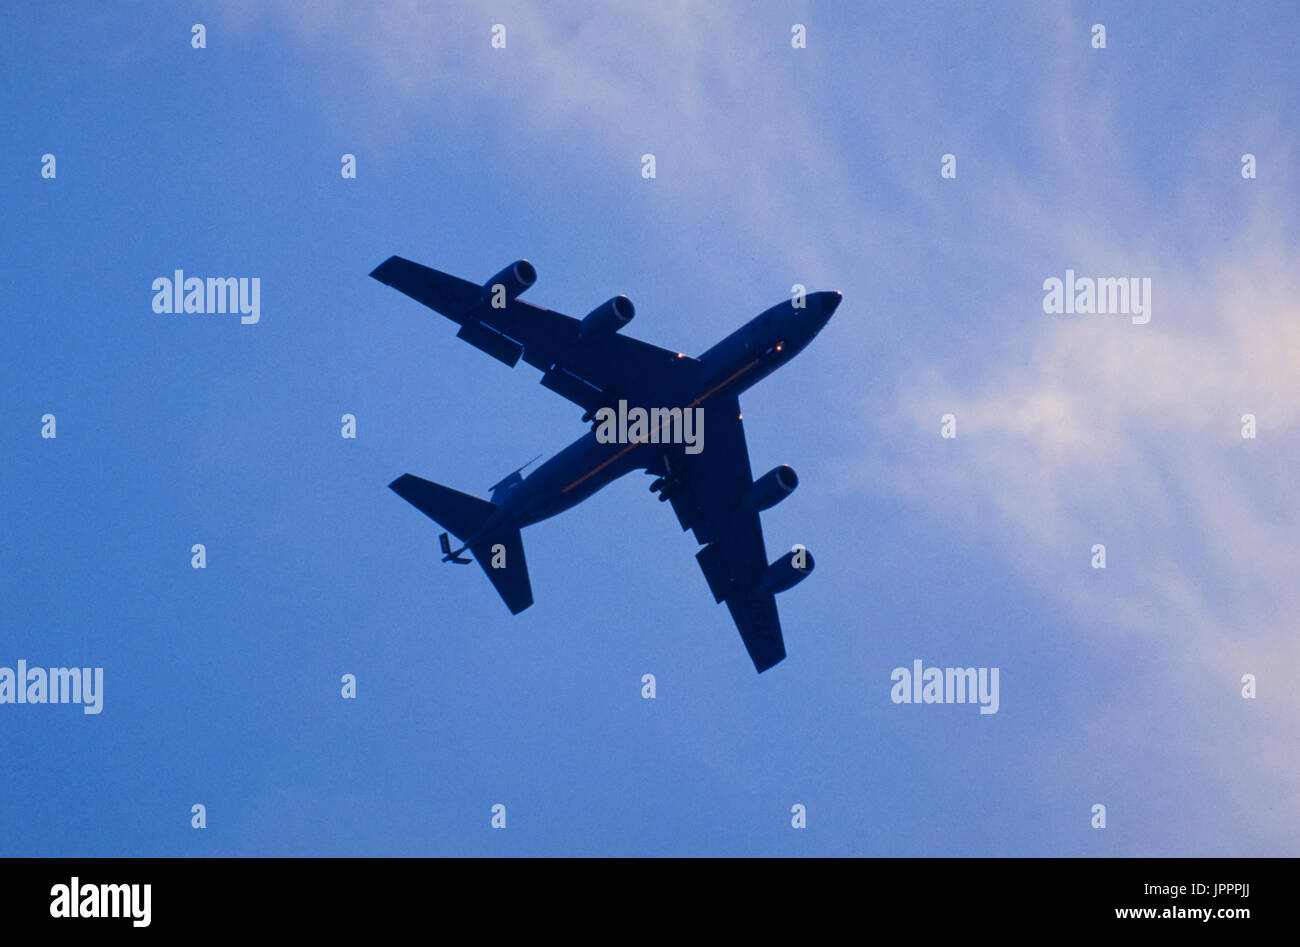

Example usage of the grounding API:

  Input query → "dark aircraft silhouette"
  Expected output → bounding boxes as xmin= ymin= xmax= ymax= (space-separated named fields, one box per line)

xmin=371 ymin=256 xmax=840 ymax=672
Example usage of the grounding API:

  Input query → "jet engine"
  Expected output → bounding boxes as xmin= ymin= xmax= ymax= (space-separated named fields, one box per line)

xmin=758 ymin=547 xmax=815 ymax=594
xmin=579 ymin=295 xmax=635 ymax=338
xmin=740 ymin=465 xmax=798 ymax=514
xmin=483 ymin=260 xmax=537 ymax=303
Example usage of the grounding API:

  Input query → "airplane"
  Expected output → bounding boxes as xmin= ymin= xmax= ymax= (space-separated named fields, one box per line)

xmin=371 ymin=256 xmax=840 ymax=672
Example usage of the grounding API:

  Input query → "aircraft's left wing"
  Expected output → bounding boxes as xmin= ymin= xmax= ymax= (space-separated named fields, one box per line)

xmin=370 ymin=256 xmax=698 ymax=414
xmin=650 ymin=396 xmax=788 ymax=672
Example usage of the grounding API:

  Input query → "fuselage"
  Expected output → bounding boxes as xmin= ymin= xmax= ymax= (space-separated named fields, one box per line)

xmin=465 ymin=290 xmax=841 ymax=544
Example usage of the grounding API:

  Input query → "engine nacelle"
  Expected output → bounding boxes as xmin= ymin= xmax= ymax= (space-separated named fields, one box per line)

xmin=579 ymin=295 xmax=635 ymax=338
xmin=758 ymin=547 xmax=815 ymax=594
xmin=483 ymin=260 xmax=537 ymax=304
xmin=740 ymin=465 xmax=798 ymax=514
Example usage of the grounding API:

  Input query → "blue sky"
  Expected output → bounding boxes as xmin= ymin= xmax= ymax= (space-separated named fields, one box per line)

xmin=2 ymin=1 xmax=1296 ymax=856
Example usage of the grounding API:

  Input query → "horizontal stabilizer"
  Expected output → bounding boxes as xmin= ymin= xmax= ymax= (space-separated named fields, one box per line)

xmin=469 ymin=530 xmax=533 ymax=615
xmin=389 ymin=474 xmax=496 ymax=542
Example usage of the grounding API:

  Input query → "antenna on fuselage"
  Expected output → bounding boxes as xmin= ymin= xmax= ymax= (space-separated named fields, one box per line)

xmin=488 ymin=455 xmax=546 ymax=507
xmin=491 ymin=455 xmax=543 ymax=491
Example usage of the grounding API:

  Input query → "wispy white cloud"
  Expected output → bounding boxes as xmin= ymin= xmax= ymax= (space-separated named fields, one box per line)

xmin=230 ymin=0 xmax=884 ymax=285
xmin=857 ymin=134 xmax=1300 ymax=853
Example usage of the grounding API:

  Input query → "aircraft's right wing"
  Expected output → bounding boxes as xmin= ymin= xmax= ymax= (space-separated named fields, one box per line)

xmin=647 ymin=396 xmax=789 ymax=672
xmin=370 ymin=256 xmax=700 ymax=414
